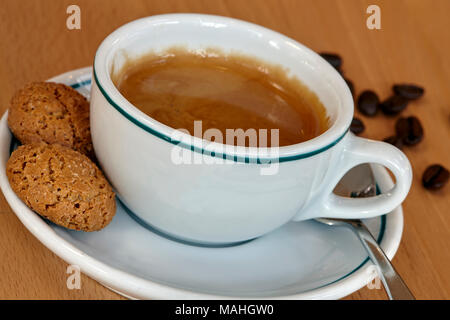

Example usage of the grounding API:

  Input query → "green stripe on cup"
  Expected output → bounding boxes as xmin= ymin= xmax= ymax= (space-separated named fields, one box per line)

xmin=93 ymin=68 xmax=349 ymax=163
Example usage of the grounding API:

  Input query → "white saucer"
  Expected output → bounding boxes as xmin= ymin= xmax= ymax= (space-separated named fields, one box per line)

xmin=0 ymin=67 xmax=404 ymax=299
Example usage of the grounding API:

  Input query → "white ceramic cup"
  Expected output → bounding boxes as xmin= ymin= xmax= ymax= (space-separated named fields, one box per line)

xmin=91 ymin=14 xmax=412 ymax=245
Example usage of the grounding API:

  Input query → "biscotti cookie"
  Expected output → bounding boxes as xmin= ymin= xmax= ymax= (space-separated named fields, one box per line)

xmin=6 ymin=143 xmax=116 ymax=231
xmin=7 ymin=82 xmax=94 ymax=158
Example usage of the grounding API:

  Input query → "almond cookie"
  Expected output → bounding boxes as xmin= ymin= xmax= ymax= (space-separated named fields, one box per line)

xmin=6 ymin=143 xmax=116 ymax=231
xmin=8 ymin=82 xmax=94 ymax=158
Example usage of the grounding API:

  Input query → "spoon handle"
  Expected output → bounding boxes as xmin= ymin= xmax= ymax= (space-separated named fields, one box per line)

xmin=347 ymin=220 xmax=415 ymax=300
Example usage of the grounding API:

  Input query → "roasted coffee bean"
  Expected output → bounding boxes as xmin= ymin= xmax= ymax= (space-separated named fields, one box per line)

xmin=345 ymin=78 xmax=354 ymax=96
xmin=422 ymin=164 xmax=449 ymax=190
xmin=383 ymin=136 xmax=403 ymax=149
xmin=395 ymin=117 xmax=410 ymax=138
xmin=379 ymin=95 xmax=409 ymax=115
xmin=395 ymin=116 xmax=424 ymax=145
xmin=357 ymin=90 xmax=379 ymax=116
xmin=393 ymin=84 xmax=424 ymax=100
xmin=350 ymin=117 xmax=365 ymax=134
xmin=319 ymin=53 xmax=342 ymax=70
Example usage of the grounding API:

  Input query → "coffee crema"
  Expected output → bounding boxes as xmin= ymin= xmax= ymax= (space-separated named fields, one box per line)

xmin=112 ymin=49 xmax=329 ymax=147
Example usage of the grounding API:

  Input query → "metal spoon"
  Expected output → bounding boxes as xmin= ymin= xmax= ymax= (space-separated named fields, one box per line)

xmin=315 ymin=164 xmax=415 ymax=300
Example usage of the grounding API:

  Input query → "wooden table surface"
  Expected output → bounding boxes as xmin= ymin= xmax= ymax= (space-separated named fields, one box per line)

xmin=0 ymin=0 xmax=449 ymax=300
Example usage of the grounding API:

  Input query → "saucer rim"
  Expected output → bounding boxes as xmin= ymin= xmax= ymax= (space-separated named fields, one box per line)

xmin=0 ymin=67 xmax=403 ymax=299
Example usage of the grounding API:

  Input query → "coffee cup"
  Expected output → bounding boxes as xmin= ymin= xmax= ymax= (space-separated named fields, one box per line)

xmin=91 ymin=14 xmax=412 ymax=245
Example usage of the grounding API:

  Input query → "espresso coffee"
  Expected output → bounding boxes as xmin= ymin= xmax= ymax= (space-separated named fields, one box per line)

xmin=113 ymin=49 xmax=329 ymax=147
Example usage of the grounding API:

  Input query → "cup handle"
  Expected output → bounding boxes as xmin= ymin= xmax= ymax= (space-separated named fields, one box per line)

xmin=293 ymin=133 xmax=412 ymax=221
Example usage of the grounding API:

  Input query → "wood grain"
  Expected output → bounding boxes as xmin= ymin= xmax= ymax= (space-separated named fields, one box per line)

xmin=0 ymin=0 xmax=449 ymax=300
